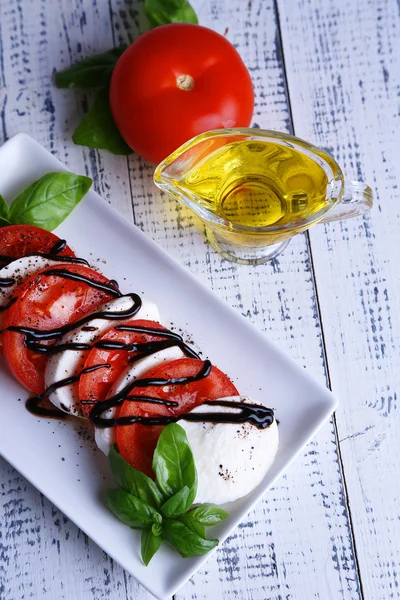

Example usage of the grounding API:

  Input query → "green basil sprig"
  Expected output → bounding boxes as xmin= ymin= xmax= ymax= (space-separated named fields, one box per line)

xmin=53 ymin=1 xmax=198 ymax=155
xmin=55 ymin=47 xmax=126 ymax=89
xmin=105 ymin=425 xmax=228 ymax=565
xmin=144 ymin=0 xmax=198 ymax=27
xmin=0 ymin=172 xmax=92 ymax=231
xmin=72 ymin=88 xmax=131 ymax=156
xmin=0 ymin=194 xmax=11 ymax=226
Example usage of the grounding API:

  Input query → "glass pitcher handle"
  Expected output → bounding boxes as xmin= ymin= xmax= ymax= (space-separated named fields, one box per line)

xmin=320 ymin=181 xmax=373 ymax=224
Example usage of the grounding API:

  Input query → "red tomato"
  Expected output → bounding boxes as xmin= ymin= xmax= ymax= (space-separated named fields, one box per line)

xmin=79 ymin=320 xmax=169 ymax=417
xmin=0 ymin=225 xmax=75 ymax=265
xmin=110 ymin=23 xmax=254 ymax=164
xmin=116 ymin=357 xmax=239 ymax=477
xmin=2 ymin=264 xmax=118 ymax=394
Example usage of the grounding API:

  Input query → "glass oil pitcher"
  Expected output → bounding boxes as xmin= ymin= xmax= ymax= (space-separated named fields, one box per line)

xmin=154 ymin=129 xmax=373 ymax=265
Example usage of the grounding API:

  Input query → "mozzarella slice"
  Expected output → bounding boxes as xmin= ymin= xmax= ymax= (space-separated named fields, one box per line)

xmin=95 ymin=346 xmax=185 ymax=455
xmin=179 ymin=397 xmax=279 ymax=504
xmin=0 ymin=255 xmax=74 ymax=328
xmin=45 ymin=296 xmax=160 ymax=417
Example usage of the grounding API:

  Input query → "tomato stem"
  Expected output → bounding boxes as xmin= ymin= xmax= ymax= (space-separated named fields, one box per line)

xmin=176 ymin=74 xmax=194 ymax=91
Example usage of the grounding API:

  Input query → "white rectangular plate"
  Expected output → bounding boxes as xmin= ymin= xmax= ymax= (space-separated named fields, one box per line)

xmin=0 ymin=133 xmax=338 ymax=600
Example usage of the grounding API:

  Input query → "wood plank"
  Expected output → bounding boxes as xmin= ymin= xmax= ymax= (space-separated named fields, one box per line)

xmin=109 ymin=1 xmax=362 ymax=599
xmin=1 ymin=0 xmax=361 ymax=598
xmin=277 ymin=0 xmax=400 ymax=598
xmin=0 ymin=1 xmax=146 ymax=599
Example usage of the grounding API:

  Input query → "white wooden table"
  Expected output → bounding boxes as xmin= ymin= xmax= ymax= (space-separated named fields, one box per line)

xmin=1 ymin=1 xmax=399 ymax=598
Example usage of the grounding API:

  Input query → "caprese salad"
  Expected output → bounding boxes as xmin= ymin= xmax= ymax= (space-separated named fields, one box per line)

xmin=0 ymin=224 xmax=279 ymax=558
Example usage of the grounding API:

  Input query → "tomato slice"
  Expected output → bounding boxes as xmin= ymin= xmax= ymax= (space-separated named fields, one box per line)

xmin=116 ymin=357 xmax=239 ymax=477
xmin=0 ymin=225 xmax=75 ymax=265
xmin=2 ymin=264 xmax=118 ymax=394
xmin=79 ymin=320 xmax=170 ymax=417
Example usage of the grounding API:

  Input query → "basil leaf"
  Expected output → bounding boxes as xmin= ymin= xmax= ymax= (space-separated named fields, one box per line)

xmin=141 ymin=528 xmax=162 ymax=566
xmin=153 ymin=423 xmax=197 ymax=504
xmin=109 ymin=446 xmax=164 ymax=508
xmin=72 ymin=88 xmax=132 ymax=155
xmin=153 ymin=511 xmax=162 ymax=525
xmin=160 ymin=486 xmax=191 ymax=518
xmin=0 ymin=194 xmax=10 ymax=221
xmin=175 ymin=504 xmax=228 ymax=538
xmin=162 ymin=520 xmax=218 ymax=558
xmin=0 ymin=217 xmax=11 ymax=227
xmin=55 ymin=47 xmax=126 ymax=89
xmin=9 ymin=172 xmax=92 ymax=231
xmin=151 ymin=523 xmax=162 ymax=537
xmin=144 ymin=0 xmax=198 ymax=27
xmin=178 ymin=514 xmax=206 ymax=538
xmin=186 ymin=504 xmax=228 ymax=526
xmin=105 ymin=489 xmax=161 ymax=529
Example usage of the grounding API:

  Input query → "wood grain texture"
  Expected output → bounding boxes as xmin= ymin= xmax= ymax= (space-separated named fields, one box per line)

xmin=0 ymin=0 xmax=386 ymax=598
xmin=0 ymin=1 xmax=145 ymax=599
xmin=277 ymin=0 xmax=400 ymax=598
xmin=106 ymin=1 xmax=361 ymax=598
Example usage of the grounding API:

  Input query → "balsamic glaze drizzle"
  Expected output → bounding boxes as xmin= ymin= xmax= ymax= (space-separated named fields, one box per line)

xmin=28 ymin=337 xmax=198 ymax=360
xmin=25 ymin=396 xmax=69 ymax=419
xmin=0 ymin=262 xmax=274 ymax=429
xmin=49 ymin=239 xmax=68 ymax=254
xmin=34 ymin=253 xmax=89 ymax=265
xmin=0 ymin=237 xmax=70 ymax=270
xmin=0 ymin=292 xmax=138 ymax=342
xmin=0 ymin=296 xmax=17 ymax=312
xmin=27 ymin=364 xmax=111 ymax=417
xmin=0 ymin=254 xmax=12 ymax=266
xmin=0 ymin=248 xmax=91 ymax=303
xmin=96 ymin=399 xmax=274 ymax=429
xmin=0 ymin=251 xmax=89 ymax=270
xmin=0 ymin=278 xmax=15 ymax=288
xmin=89 ymin=360 xmax=213 ymax=427
xmin=88 ymin=360 xmax=274 ymax=430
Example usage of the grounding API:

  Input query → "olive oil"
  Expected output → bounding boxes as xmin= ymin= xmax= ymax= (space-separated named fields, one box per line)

xmin=170 ymin=140 xmax=331 ymax=229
